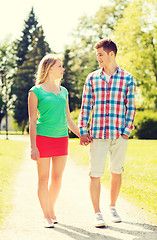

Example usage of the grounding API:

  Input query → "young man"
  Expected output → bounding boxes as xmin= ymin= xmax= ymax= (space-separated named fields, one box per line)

xmin=78 ymin=38 xmax=135 ymax=227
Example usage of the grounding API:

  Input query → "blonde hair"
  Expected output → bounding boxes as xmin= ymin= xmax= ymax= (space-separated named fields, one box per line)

xmin=35 ymin=54 xmax=60 ymax=85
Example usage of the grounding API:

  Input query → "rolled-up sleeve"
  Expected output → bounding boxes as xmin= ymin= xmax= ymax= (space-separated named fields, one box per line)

xmin=123 ymin=75 xmax=136 ymax=136
xmin=78 ymin=75 xmax=93 ymax=135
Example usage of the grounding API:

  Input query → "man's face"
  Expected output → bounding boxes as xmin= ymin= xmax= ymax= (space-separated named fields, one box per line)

xmin=96 ymin=47 xmax=111 ymax=68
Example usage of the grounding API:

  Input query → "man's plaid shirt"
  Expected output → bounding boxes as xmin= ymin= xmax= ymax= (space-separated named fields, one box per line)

xmin=78 ymin=67 xmax=136 ymax=139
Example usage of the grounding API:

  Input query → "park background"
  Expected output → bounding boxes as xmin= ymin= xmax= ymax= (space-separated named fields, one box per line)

xmin=0 ymin=0 xmax=157 ymax=227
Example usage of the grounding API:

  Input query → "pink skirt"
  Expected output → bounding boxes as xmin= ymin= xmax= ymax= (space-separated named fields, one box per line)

xmin=36 ymin=135 xmax=68 ymax=158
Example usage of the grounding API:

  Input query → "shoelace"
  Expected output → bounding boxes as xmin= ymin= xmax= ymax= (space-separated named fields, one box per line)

xmin=111 ymin=209 xmax=119 ymax=218
xmin=96 ymin=213 xmax=103 ymax=221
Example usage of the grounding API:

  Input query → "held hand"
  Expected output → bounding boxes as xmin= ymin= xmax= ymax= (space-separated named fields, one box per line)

xmin=121 ymin=134 xmax=129 ymax=139
xmin=80 ymin=134 xmax=93 ymax=146
xmin=31 ymin=147 xmax=40 ymax=161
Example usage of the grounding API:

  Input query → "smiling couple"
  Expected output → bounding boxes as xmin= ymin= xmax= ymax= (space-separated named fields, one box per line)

xmin=28 ymin=38 xmax=135 ymax=228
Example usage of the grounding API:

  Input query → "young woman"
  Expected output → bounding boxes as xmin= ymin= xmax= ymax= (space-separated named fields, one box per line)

xmin=28 ymin=54 xmax=80 ymax=228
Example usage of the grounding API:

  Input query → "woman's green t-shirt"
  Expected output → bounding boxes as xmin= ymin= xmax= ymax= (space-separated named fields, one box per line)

xmin=29 ymin=85 xmax=68 ymax=138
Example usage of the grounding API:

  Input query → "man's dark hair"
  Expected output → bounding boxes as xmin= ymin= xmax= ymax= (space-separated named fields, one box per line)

xmin=94 ymin=38 xmax=117 ymax=56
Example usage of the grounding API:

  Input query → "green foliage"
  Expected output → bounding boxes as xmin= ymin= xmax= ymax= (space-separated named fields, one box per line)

xmin=0 ymin=140 xmax=28 ymax=226
xmin=0 ymin=93 xmax=5 ymax=128
xmin=69 ymin=108 xmax=92 ymax=138
xmin=16 ymin=8 xmax=38 ymax=67
xmin=94 ymin=0 xmax=130 ymax=38
xmin=62 ymin=0 xmax=129 ymax=109
xmin=67 ymin=0 xmax=157 ymax=140
xmin=68 ymin=109 xmax=80 ymax=137
xmin=12 ymin=7 xmax=51 ymax=132
xmin=70 ymin=108 xmax=80 ymax=122
xmin=69 ymin=39 xmax=98 ymax=102
xmin=62 ymin=48 xmax=80 ymax=111
xmin=114 ymin=0 xmax=157 ymax=109
xmin=136 ymin=118 xmax=157 ymax=139
xmin=63 ymin=0 xmax=157 ymax=112
xmin=0 ymin=37 xmax=16 ymax=126
xmin=132 ymin=110 xmax=157 ymax=139
xmin=69 ymin=139 xmax=157 ymax=224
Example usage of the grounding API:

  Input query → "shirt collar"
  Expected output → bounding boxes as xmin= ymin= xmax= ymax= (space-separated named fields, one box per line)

xmin=100 ymin=66 xmax=120 ymax=78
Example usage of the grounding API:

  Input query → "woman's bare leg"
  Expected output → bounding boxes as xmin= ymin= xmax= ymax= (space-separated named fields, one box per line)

xmin=37 ymin=157 xmax=51 ymax=223
xmin=49 ymin=155 xmax=67 ymax=219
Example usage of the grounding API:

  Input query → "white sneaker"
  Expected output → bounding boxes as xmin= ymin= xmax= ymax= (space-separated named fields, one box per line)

xmin=51 ymin=218 xmax=58 ymax=224
xmin=44 ymin=218 xmax=54 ymax=228
xmin=95 ymin=212 xmax=107 ymax=228
xmin=110 ymin=207 xmax=121 ymax=223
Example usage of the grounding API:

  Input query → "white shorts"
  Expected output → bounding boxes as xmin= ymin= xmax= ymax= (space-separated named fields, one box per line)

xmin=89 ymin=136 xmax=128 ymax=177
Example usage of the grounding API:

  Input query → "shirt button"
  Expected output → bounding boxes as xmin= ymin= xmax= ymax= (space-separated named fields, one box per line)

xmin=106 ymin=113 xmax=109 ymax=116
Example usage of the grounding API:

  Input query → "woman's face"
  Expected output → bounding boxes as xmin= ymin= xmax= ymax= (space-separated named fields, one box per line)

xmin=50 ymin=59 xmax=65 ymax=79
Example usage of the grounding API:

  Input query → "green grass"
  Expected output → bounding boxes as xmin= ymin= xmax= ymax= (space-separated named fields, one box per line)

xmin=69 ymin=139 xmax=157 ymax=224
xmin=0 ymin=131 xmax=27 ymax=135
xmin=0 ymin=140 xmax=28 ymax=227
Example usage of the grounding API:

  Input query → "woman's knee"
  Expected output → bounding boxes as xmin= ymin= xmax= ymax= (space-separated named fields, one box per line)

xmin=51 ymin=173 xmax=62 ymax=183
xmin=38 ymin=175 xmax=49 ymax=185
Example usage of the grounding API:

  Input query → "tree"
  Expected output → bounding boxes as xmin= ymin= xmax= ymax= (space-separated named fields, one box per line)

xmin=12 ymin=7 xmax=51 ymax=132
xmin=62 ymin=48 xmax=80 ymax=111
xmin=16 ymin=8 xmax=38 ymax=67
xmin=72 ymin=0 xmax=130 ymax=45
xmin=0 ymin=37 xmax=15 ymax=131
xmin=93 ymin=0 xmax=130 ymax=39
xmin=0 ymin=89 xmax=5 ymax=131
xmin=114 ymin=0 xmax=157 ymax=109
xmin=65 ymin=0 xmax=129 ymax=99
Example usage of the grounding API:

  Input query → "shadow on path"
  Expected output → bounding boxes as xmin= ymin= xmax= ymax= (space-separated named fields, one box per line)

xmin=123 ymin=221 xmax=157 ymax=231
xmin=107 ymin=221 xmax=157 ymax=240
xmin=53 ymin=222 xmax=157 ymax=240
xmin=54 ymin=223 xmax=118 ymax=240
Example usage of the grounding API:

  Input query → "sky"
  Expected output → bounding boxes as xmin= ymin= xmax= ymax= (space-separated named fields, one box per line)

xmin=0 ymin=0 xmax=110 ymax=53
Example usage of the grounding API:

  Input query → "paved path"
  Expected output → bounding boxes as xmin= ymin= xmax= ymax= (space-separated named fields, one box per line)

xmin=0 ymin=134 xmax=29 ymax=141
xmin=0 ymin=137 xmax=157 ymax=240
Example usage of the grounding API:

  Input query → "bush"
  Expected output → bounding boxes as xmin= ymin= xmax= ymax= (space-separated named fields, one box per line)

xmin=69 ymin=108 xmax=91 ymax=138
xmin=135 ymin=117 xmax=157 ymax=139
xmin=132 ymin=110 xmax=157 ymax=139
xmin=69 ymin=109 xmax=80 ymax=138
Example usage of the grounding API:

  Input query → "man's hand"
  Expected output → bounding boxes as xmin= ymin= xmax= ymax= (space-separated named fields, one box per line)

xmin=121 ymin=134 xmax=129 ymax=139
xmin=80 ymin=133 xmax=92 ymax=146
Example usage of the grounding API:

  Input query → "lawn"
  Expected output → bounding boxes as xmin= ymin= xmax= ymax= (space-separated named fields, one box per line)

xmin=0 ymin=140 xmax=29 ymax=227
xmin=69 ymin=139 xmax=157 ymax=224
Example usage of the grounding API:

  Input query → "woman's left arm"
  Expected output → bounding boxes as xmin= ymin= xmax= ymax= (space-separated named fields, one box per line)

xmin=66 ymin=98 xmax=80 ymax=138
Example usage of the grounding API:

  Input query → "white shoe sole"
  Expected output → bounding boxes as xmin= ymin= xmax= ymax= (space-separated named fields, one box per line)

xmin=95 ymin=222 xmax=107 ymax=228
xmin=44 ymin=220 xmax=54 ymax=228
xmin=112 ymin=218 xmax=121 ymax=223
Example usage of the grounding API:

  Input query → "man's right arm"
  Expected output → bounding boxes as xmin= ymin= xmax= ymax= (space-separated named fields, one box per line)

xmin=78 ymin=74 xmax=93 ymax=145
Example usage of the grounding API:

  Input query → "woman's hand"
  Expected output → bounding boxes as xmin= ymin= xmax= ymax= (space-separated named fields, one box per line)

xmin=80 ymin=133 xmax=93 ymax=146
xmin=31 ymin=147 xmax=40 ymax=161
